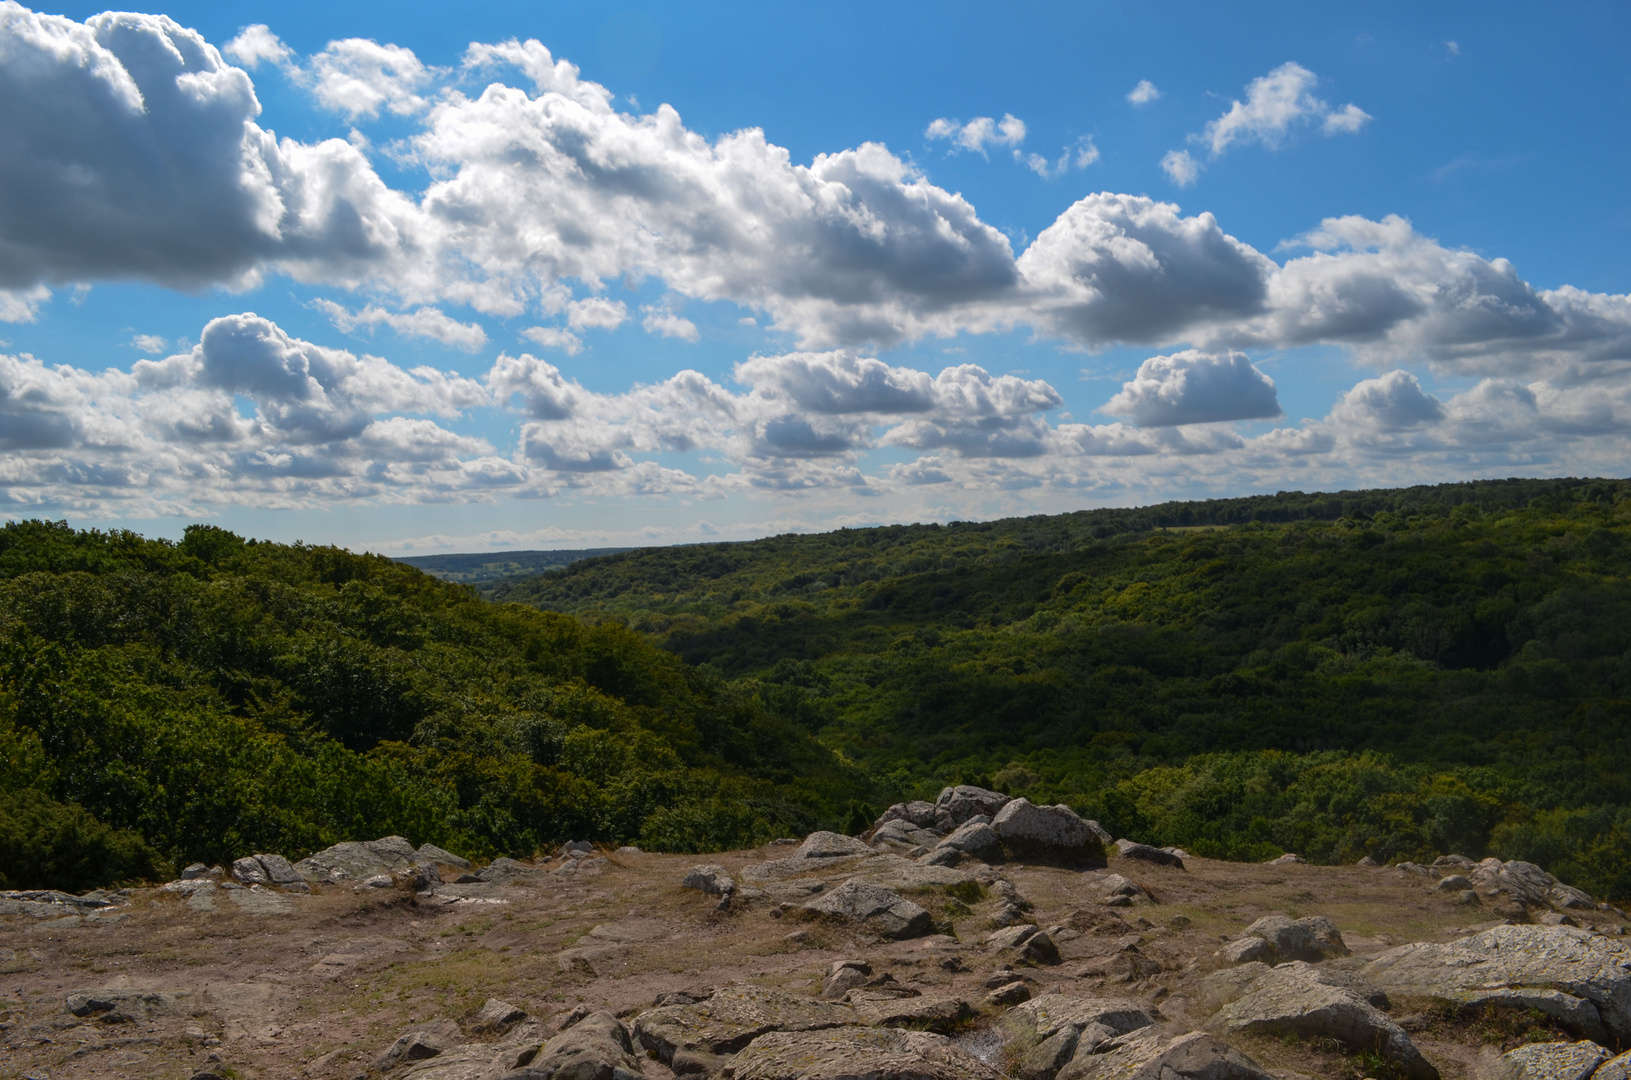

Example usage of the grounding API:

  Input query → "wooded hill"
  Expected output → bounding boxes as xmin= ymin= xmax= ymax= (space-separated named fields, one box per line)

xmin=6 ymin=477 xmax=1630 ymax=899
xmin=0 ymin=521 xmax=868 ymax=891
xmin=491 ymin=477 xmax=1631 ymax=898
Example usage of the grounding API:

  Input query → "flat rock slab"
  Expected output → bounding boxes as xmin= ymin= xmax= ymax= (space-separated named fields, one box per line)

xmin=732 ymin=1026 xmax=1004 ymax=1080
xmin=633 ymin=985 xmax=855 ymax=1063
xmin=801 ymin=879 xmax=934 ymax=940
xmin=1056 ymin=1030 xmax=1274 ymax=1080
xmin=1493 ymin=1040 xmax=1611 ymax=1080
xmin=227 ymin=887 xmax=295 ymax=914
xmin=1364 ymin=925 xmax=1631 ymax=1043
xmin=743 ymin=855 xmax=874 ymax=882
xmin=1000 ymin=994 xmax=1159 ymax=1043
xmin=855 ymin=855 xmax=975 ymax=891
xmin=66 ymin=988 xmax=188 ymax=1021
xmin=848 ymin=993 xmax=972 ymax=1033
xmin=1211 ymin=961 xmax=1436 ymax=1080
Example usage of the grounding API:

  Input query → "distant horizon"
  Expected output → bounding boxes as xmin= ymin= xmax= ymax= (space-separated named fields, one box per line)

xmin=3 ymin=2 xmax=1628 ymax=554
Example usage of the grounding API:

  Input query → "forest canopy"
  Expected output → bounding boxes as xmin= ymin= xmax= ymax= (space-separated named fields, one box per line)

xmin=6 ymin=476 xmax=1631 ymax=898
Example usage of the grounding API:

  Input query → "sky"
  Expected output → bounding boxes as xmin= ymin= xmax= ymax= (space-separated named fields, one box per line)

xmin=1 ymin=2 xmax=1628 ymax=554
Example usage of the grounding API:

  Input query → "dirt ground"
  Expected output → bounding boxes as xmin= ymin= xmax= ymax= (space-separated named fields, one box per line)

xmin=1 ymin=846 xmax=1621 ymax=1080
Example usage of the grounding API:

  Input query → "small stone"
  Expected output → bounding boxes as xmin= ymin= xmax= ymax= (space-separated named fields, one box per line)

xmin=682 ymin=865 xmax=736 ymax=896
xmin=230 ymin=856 xmax=268 ymax=885
xmin=473 ymin=997 xmax=527 ymax=1034
xmin=985 ymin=980 xmax=1032 ymax=1007
xmin=1435 ymin=874 xmax=1474 ymax=892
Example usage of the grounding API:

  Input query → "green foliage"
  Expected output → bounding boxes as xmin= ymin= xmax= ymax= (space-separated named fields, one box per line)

xmin=0 ymin=519 xmax=873 ymax=889
xmin=496 ymin=477 xmax=1631 ymax=896
xmin=0 ymin=787 xmax=168 ymax=891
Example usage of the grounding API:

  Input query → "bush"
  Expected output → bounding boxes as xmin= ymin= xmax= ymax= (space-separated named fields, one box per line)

xmin=0 ymin=787 xmax=169 ymax=891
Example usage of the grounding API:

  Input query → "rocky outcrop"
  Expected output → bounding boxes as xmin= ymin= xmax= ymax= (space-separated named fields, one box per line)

xmin=375 ymin=1018 xmax=461 ymax=1072
xmin=632 ymin=986 xmax=853 ymax=1066
xmin=1056 ymin=1029 xmax=1273 ymax=1080
xmin=795 ymin=832 xmax=876 ymax=860
xmin=991 ymin=799 xmax=1107 ymax=868
xmin=800 ymin=879 xmax=933 ymax=939
xmin=1492 ymin=1040 xmax=1611 ymax=1080
xmin=1219 ymin=914 xmax=1349 ymax=965
xmin=871 ymin=818 xmax=942 ymax=851
xmin=1364 ymin=925 xmax=1631 ymax=1043
xmin=986 ymin=924 xmax=1060 ymax=965
xmin=1210 ymin=961 xmax=1436 ymax=1079
xmin=295 ymin=836 xmax=448 ymax=884
xmin=874 ymin=801 xmax=939 ymax=831
xmin=1001 ymin=992 xmax=1159 ymax=1079
xmin=847 ymin=993 xmax=972 ymax=1033
xmin=1113 ymin=840 xmax=1183 ymax=868
xmin=731 ymin=1026 xmax=1003 ymax=1080
xmin=682 ymin=865 xmax=736 ymax=896
xmin=505 ymin=1010 xmax=645 ymax=1080
xmin=66 ymin=988 xmax=187 ymax=1022
xmin=934 ymin=786 xmax=1012 ymax=831
xmin=933 ymin=820 xmax=1001 ymax=859
xmin=1079 ymin=871 xmax=1152 ymax=906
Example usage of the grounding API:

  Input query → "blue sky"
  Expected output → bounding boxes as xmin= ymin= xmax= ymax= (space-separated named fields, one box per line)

xmin=1 ymin=2 xmax=1628 ymax=553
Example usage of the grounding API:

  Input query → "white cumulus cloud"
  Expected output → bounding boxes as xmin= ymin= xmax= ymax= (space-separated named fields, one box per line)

xmin=1102 ymin=349 xmax=1281 ymax=427
xmin=925 ymin=114 xmax=1028 ymax=157
xmin=223 ymin=24 xmax=292 ymax=70
xmin=1127 ymin=80 xmax=1161 ymax=105
xmin=302 ymin=38 xmax=435 ymax=120
xmin=314 ymin=299 xmax=487 ymax=350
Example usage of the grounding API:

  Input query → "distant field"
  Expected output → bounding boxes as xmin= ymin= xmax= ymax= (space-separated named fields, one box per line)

xmin=395 ymin=547 xmax=637 ymax=583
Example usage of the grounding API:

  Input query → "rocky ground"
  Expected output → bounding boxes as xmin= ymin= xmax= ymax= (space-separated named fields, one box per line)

xmin=3 ymin=787 xmax=1629 ymax=1080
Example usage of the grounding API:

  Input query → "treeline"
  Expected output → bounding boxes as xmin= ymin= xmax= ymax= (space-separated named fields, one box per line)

xmin=497 ymin=477 xmax=1631 ymax=898
xmin=0 ymin=521 xmax=871 ymax=891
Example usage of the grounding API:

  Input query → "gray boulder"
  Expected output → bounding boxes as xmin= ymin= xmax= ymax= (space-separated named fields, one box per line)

xmin=1493 ymin=1041 xmax=1610 ymax=1080
xmin=848 ymin=993 xmax=973 ymax=1034
xmin=872 ymin=819 xmax=942 ymax=851
xmin=935 ymin=785 xmax=1013 ymax=829
xmin=986 ymin=925 xmax=1060 ymax=965
xmin=1210 ymin=961 xmax=1436 ymax=1079
xmin=823 ymin=959 xmax=872 ymax=999
xmin=1080 ymin=871 xmax=1152 ymax=905
xmin=801 ymin=879 xmax=933 ymax=939
xmin=1001 ymin=992 xmax=1159 ymax=1076
xmin=416 ymin=844 xmax=472 ymax=871
xmin=682 ymin=865 xmax=736 ymax=896
xmin=874 ymin=801 xmax=939 ymax=831
xmin=1364 ymin=924 xmax=1631 ymax=1043
xmin=632 ymin=985 xmax=853 ymax=1064
xmin=474 ymin=998 xmax=528 ymax=1035
xmin=1113 ymin=839 xmax=1184 ymax=868
xmin=296 ymin=836 xmax=425 ymax=883
xmin=1057 ymin=1030 xmax=1273 ymax=1080
xmin=374 ymin=1018 xmax=461 ymax=1072
xmin=991 ymin=799 xmax=1107 ymax=867
xmin=231 ymin=856 xmax=268 ymax=885
xmin=935 ymin=820 xmax=1001 ymax=856
xmin=504 ymin=1010 xmax=644 ymax=1080
xmin=1233 ymin=914 xmax=1349 ymax=963
xmin=1215 ymin=937 xmax=1276 ymax=966
xmin=732 ymin=1026 xmax=1003 ymax=1080
xmin=794 ymin=831 xmax=876 ymax=860
xmin=1596 ymin=1050 xmax=1631 ymax=1080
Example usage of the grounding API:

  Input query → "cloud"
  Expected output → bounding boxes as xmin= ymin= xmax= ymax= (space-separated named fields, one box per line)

xmin=130 ymin=333 xmax=167 ymax=354
xmin=1017 ymin=193 xmax=1275 ymax=344
xmin=2 ymin=9 xmax=1627 ymax=400
xmin=1161 ymin=150 xmax=1200 ymax=187
xmin=1127 ymin=80 xmax=1161 ymax=106
xmin=1162 ymin=63 xmax=1369 ymax=183
xmin=0 ymin=284 xmax=49 ymax=323
xmin=314 ymin=299 xmax=488 ymax=350
xmin=566 ymin=297 xmax=627 ymax=331
xmin=641 ymin=304 xmax=699 ymax=342
xmin=1102 ymin=349 xmax=1281 ymax=426
xmin=925 ymin=114 xmax=1027 ymax=157
xmin=0 ymin=6 xmax=421 ymax=292
xmin=1327 ymin=369 xmax=1444 ymax=431
xmin=1199 ymin=62 xmax=1370 ymax=155
xmin=1021 ymin=138 xmax=1099 ymax=179
xmin=519 ymin=326 xmax=583 ymax=354
xmin=302 ymin=38 xmax=435 ymax=120
xmin=223 ymin=24 xmax=292 ymax=70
